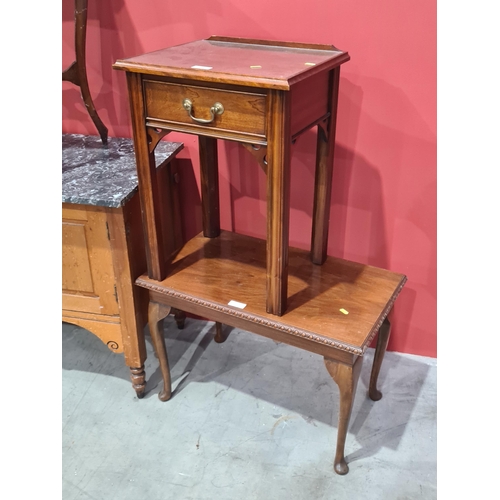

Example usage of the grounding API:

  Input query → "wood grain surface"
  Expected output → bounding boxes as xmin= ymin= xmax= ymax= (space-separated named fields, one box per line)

xmin=137 ymin=231 xmax=406 ymax=354
xmin=113 ymin=37 xmax=349 ymax=89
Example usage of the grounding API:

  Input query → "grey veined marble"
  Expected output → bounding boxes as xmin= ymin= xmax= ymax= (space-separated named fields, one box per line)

xmin=62 ymin=134 xmax=183 ymax=208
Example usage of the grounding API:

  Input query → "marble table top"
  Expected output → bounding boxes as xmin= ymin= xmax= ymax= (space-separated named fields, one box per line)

xmin=62 ymin=134 xmax=183 ymax=208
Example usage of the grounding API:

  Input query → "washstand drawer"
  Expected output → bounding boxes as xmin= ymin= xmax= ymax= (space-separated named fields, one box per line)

xmin=143 ymin=80 xmax=266 ymax=139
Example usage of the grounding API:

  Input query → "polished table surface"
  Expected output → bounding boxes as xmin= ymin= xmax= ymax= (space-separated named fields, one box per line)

xmin=137 ymin=231 xmax=406 ymax=358
xmin=113 ymin=37 xmax=349 ymax=89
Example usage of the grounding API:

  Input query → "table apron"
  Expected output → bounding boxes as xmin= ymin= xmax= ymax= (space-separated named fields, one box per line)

xmin=146 ymin=288 xmax=360 ymax=364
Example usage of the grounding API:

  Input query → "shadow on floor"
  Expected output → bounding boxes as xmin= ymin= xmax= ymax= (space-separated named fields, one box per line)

xmin=62 ymin=316 xmax=433 ymax=458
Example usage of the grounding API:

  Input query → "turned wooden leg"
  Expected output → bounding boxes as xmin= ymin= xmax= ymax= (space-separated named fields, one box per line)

xmin=129 ymin=366 xmax=146 ymax=398
xmin=173 ymin=308 xmax=186 ymax=330
xmin=148 ymin=301 xmax=172 ymax=401
xmin=324 ymin=356 xmax=363 ymax=475
xmin=369 ymin=317 xmax=391 ymax=401
xmin=214 ymin=322 xmax=228 ymax=343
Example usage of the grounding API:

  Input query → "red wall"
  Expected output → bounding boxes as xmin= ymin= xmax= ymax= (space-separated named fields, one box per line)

xmin=62 ymin=1 xmax=437 ymax=357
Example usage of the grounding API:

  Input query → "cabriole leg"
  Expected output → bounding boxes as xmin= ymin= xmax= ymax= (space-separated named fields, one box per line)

xmin=173 ymin=308 xmax=186 ymax=330
xmin=214 ymin=322 xmax=228 ymax=343
xmin=148 ymin=301 xmax=172 ymax=401
xmin=369 ymin=317 xmax=391 ymax=401
xmin=324 ymin=355 xmax=363 ymax=475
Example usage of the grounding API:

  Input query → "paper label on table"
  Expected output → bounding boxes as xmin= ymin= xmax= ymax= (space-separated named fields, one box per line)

xmin=191 ymin=65 xmax=213 ymax=70
xmin=228 ymin=300 xmax=247 ymax=309
xmin=339 ymin=308 xmax=349 ymax=315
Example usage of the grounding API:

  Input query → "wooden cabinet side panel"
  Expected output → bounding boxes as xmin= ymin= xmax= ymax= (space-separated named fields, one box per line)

xmin=107 ymin=200 xmax=148 ymax=366
xmin=105 ymin=159 xmax=184 ymax=367
xmin=62 ymin=204 xmax=119 ymax=316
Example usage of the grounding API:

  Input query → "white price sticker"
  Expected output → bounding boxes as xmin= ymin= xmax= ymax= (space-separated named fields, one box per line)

xmin=228 ymin=300 xmax=246 ymax=309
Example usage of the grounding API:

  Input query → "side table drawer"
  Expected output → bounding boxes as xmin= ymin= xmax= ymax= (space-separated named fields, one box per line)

xmin=144 ymin=80 xmax=266 ymax=141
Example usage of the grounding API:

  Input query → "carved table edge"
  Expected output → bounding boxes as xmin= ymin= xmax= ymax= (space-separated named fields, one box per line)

xmin=361 ymin=274 xmax=408 ymax=351
xmin=136 ymin=275 xmax=407 ymax=356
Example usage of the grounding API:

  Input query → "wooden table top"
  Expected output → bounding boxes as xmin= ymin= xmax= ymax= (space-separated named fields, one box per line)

xmin=113 ymin=36 xmax=350 ymax=90
xmin=137 ymin=231 xmax=406 ymax=355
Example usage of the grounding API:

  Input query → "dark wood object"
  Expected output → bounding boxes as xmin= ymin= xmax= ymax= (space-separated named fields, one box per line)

xmin=369 ymin=317 xmax=392 ymax=401
xmin=62 ymin=135 xmax=183 ymax=397
xmin=63 ymin=0 xmax=108 ymax=144
xmin=113 ymin=36 xmax=350 ymax=316
xmin=324 ymin=356 xmax=363 ymax=475
xmin=137 ymin=231 xmax=406 ymax=474
xmin=148 ymin=301 xmax=173 ymax=401
xmin=113 ymin=38 xmax=407 ymax=474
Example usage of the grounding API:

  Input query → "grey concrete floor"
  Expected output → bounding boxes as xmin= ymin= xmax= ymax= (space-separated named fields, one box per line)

xmin=62 ymin=317 xmax=436 ymax=500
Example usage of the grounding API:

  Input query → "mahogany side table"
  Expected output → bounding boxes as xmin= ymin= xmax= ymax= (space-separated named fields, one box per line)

xmin=113 ymin=38 xmax=407 ymax=474
xmin=113 ymin=36 xmax=350 ymax=316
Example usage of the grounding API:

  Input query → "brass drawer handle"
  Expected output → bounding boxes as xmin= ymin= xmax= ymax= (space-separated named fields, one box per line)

xmin=182 ymin=98 xmax=224 ymax=124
